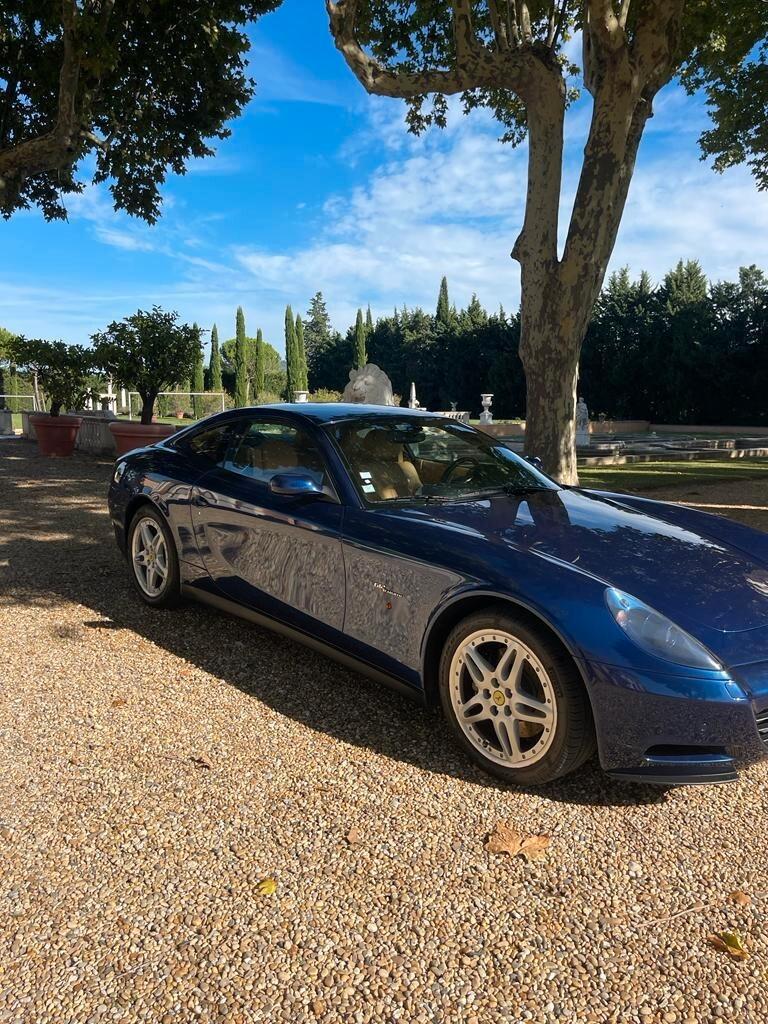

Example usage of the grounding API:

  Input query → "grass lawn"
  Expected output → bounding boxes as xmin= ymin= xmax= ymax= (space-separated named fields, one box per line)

xmin=579 ymin=458 xmax=768 ymax=493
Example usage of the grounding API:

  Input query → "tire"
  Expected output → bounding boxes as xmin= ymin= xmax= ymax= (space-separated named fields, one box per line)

xmin=127 ymin=504 xmax=181 ymax=609
xmin=439 ymin=608 xmax=596 ymax=785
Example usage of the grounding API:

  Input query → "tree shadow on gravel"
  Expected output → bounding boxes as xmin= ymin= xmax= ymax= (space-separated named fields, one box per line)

xmin=0 ymin=440 xmax=668 ymax=808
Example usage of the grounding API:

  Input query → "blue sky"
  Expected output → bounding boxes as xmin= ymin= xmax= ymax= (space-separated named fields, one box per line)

xmin=3 ymin=4 xmax=768 ymax=360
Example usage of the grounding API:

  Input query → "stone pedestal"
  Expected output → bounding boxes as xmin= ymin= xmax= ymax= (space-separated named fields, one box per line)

xmin=576 ymin=429 xmax=591 ymax=447
xmin=293 ymin=390 xmax=309 ymax=403
xmin=0 ymin=409 xmax=12 ymax=435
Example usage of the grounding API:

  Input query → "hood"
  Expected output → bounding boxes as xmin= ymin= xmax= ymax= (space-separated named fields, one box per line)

xmin=428 ymin=488 xmax=768 ymax=634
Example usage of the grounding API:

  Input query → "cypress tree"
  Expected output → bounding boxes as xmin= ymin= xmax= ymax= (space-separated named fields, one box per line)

xmin=354 ymin=308 xmax=367 ymax=368
xmin=234 ymin=305 xmax=248 ymax=407
xmin=285 ymin=305 xmax=298 ymax=399
xmin=208 ymin=323 xmax=223 ymax=393
xmin=254 ymin=327 xmax=265 ymax=401
xmin=365 ymin=305 xmax=373 ymax=335
xmin=192 ymin=325 xmax=205 ymax=419
xmin=295 ymin=314 xmax=308 ymax=391
xmin=436 ymin=276 xmax=451 ymax=327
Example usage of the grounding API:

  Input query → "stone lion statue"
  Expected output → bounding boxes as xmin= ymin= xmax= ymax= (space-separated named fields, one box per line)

xmin=342 ymin=363 xmax=396 ymax=406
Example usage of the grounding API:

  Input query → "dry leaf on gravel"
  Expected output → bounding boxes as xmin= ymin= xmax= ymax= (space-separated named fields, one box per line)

xmin=729 ymin=890 xmax=752 ymax=907
xmin=486 ymin=822 xmax=550 ymax=861
xmin=708 ymin=930 xmax=749 ymax=960
xmin=345 ymin=827 xmax=361 ymax=846
xmin=190 ymin=755 xmax=213 ymax=770
xmin=111 ymin=697 xmax=127 ymax=708
xmin=257 ymin=877 xmax=277 ymax=896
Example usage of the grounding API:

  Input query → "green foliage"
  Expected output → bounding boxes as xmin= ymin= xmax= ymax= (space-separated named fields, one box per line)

xmin=221 ymin=332 xmax=283 ymax=397
xmin=91 ymin=306 xmax=199 ymax=424
xmin=9 ymin=337 xmax=93 ymax=416
xmin=254 ymin=327 xmax=266 ymax=399
xmin=208 ymin=324 xmax=223 ymax=393
xmin=284 ymin=305 xmax=299 ymax=399
xmin=304 ymin=292 xmax=336 ymax=389
xmin=354 ymin=308 xmax=367 ymax=369
xmin=295 ymin=314 xmax=308 ymax=391
xmin=310 ymin=388 xmax=342 ymax=403
xmin=0 ymin=1 xmax=282 ymax=221
xmin=234 ymin=306 xmax=248 ymax=408
xmin=581 ymin=262 xmax=768 ymax=424
xmin=311 ymin=289 xmax=522 ymax=417
xmin=436 ymin=276 xmax=452 ymax=327
xmin=192 ymin=326 xmax=205 ymax=419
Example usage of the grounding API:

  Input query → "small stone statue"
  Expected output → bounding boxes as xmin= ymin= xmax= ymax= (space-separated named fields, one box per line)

xmin=575 ymin=396 xmax=590 ymax=446
xmin=575 ymin=397 xmax=589 ymax=432
xmin=408 ymin=382 xmax=420 ymax=409
xmin=342 ymin=364 xmax=396 ymax=406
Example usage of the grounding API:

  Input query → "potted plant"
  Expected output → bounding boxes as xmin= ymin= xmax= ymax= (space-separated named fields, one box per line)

xmin=10 ymin=338 xmax=93 ymax=456
xmin=92 ymin=307 xmax=201 ymax=456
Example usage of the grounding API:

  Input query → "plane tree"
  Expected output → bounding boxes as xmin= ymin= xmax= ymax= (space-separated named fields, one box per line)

xmin=0 ymin=0 xmax=280 ymax=222
xmin=326 ymin=0 xmax=768 ymax=480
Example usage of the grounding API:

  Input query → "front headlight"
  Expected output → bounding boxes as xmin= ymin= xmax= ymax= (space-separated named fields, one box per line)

xmin=113 ymin=461 xmax=127 ymax=484
xmin=605 ymin=587 xmax=721 ymax=671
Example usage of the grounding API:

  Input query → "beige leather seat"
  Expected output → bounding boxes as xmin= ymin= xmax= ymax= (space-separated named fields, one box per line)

xmin=356 ymin=430 xmax=421 ymax=500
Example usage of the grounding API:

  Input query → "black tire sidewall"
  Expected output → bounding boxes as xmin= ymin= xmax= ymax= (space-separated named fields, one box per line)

xmin=127 ymin=505 xmax=181 ymax=608
xmin=438 ymin=609 xmax=594 ymax=785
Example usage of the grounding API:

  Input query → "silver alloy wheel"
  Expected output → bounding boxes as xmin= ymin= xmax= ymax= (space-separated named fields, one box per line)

xmin=449 ymin=629 xmax=558 ymax=767
xmin=131 ymin=516 xmax=169 ymax=598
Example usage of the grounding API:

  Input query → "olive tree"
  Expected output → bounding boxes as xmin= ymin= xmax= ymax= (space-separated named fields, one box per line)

xmin=0 ymin=0 xmax=280 ymax=221
xmin=9 ymin=337 xmax=93 ymax=415
xmin=326 ymin=1 xmax=768 ymax=481
xmin=91 ymin=307 xmax=200 ymax=425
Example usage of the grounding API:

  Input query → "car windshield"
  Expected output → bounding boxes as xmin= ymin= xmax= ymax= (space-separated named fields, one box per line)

xmin=330 ymin=417 xmax=558 ymax=504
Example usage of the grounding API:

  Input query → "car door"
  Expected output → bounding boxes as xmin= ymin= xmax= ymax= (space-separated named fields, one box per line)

xmin=191 ymin=415 xmax=346 ymax=635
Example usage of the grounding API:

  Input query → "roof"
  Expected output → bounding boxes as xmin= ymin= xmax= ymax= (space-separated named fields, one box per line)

xmin=252 ymin=403 xmax=441 ymax=424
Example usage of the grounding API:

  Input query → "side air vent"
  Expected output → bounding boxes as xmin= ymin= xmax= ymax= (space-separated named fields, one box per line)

xmin=756 ymin=708 xmax=768 ymax=750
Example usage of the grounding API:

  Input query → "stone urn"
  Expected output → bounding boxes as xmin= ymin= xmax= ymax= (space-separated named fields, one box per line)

xmin=29 ymin=413 xmax=83 ymax=457
xmin=109 ymin=421 xmax=176 ymax=457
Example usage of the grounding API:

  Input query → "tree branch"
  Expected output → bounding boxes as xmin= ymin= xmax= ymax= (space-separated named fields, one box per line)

xmin=630 ymin=0 xmax=685 ymax=94
xmin=0 ymin=0 xmax=116 ymax=208
xmin=487 ymin=0 xmax=510 ymax=51
xmin=326 ymin=0 xmax=540 ymax=100
xmin=453 ymin=0 xmax=479 ymax=62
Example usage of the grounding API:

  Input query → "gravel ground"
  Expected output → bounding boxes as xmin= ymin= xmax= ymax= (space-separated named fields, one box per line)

xmin=1 ymin=437 xmax=767 ymax=1024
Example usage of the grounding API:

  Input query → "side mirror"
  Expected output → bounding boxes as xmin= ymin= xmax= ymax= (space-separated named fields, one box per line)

xmin=525 ymin=455 xmax=543 ymax=471
xmin=269 ymin=472 xmax=325 ymax=498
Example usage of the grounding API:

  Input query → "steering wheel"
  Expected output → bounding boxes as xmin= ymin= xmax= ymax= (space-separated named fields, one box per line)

xmin=440 ymin=457 xmax=479 ymax=486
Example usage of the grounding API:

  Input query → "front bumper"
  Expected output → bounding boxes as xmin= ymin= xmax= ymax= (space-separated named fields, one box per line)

xmin=582 ymin=659 xmax=768 ymax=785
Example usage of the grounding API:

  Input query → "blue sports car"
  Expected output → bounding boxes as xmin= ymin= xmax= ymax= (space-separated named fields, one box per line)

xmin=108 ymin=404 xmax=768 ymax=786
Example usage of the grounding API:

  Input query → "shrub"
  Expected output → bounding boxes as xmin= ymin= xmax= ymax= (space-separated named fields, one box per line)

xmin=9 ymin=337 xmax=94 ymax=416
xmin=310 ymin=388 xmax=342 ymax=403
xmin=92 ymin=307 xmax=199 ymax=425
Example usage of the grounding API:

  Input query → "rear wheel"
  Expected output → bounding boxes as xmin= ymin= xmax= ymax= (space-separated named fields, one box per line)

xmin=127 ymin=505 xmax=181 ymax=608
xmin=439 ymin=609 xmax=595 ymax=785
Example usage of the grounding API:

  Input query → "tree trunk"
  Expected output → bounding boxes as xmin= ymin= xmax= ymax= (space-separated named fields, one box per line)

xmin=520 ymin=309 xmax=581 ymax=484
xmin=140 ymin=392 xmax=156 ymax=425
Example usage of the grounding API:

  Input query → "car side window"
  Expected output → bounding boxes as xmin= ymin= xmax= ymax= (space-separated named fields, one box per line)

xmin=221 ymin=420 xmax=328 ymax=487
xmin=177 ymin=421 xmax=241 ymax=465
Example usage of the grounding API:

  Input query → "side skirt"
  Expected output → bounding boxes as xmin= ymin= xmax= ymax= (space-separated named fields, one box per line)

xmin=181 ymin=584 xmax=427 ymax=707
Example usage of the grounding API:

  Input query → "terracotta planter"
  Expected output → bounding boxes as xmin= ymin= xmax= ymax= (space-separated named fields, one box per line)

xmin=109 ymin=421 xmax=176 ymax=457
xmin=29 ymin=413 xmax=83 ymax=457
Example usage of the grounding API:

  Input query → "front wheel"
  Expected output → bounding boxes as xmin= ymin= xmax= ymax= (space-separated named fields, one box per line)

xmin=127 ymin=505 xmax=181 ymax=608
xmin=439 ymin=609 xmax=595 ymax=785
